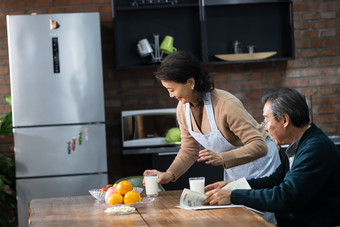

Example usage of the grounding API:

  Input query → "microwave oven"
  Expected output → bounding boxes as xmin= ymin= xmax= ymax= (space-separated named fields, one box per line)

xmin=121 ymin=108 xmax=178 ymax=148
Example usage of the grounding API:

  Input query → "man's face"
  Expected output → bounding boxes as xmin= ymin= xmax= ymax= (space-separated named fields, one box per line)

xmin=263 ymin=101 xmax=286 ymax=145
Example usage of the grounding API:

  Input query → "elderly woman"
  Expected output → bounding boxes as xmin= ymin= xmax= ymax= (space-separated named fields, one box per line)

xmin=144 ymin=51 xmax=280 ymax=184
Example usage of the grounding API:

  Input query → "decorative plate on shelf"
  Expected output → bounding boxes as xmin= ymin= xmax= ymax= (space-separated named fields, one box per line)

xmin=215 ymin=51 xmax=277 ymax=61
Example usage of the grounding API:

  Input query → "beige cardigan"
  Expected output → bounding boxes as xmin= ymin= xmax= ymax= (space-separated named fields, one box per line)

xmin=167 ymin=89 xmax=270 ymax=181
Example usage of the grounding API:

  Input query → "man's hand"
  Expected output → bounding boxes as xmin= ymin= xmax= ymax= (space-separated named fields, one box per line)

xmin=203 ymin=189 xmax=232 ymax=205
xmin=205 ymin=180 xmax=232 ymax=192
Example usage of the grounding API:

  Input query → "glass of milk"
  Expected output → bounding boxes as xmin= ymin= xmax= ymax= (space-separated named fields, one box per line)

xmin=144 ymin=173 xmax=159 ymax=197
xmin=189 ymin=177 xmax=205 ymax=194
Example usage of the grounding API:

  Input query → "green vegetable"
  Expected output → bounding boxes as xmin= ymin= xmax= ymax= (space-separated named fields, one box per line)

xmin=165 ymin=127 xmax=181 ymax=143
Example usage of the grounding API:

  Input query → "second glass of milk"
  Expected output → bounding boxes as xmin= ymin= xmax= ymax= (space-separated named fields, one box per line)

xmin=189 ymin=177 xmax=205 ymax=194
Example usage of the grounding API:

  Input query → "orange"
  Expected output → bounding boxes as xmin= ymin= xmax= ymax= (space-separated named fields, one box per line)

xmin=124 ymin=191 xmax=141 ymax=205
xmin=117 ymin=180 xmax=133 ymax=196
xmin=107 ymin=193 xmax=123 ymax=205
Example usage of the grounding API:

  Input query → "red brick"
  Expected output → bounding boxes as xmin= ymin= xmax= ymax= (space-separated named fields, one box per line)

xmin=138 ymin=79 xmax=155 ymax=87
xmin=302 ymin=12 xmax=318 ymax=20
xmin=311 ymin=2 xmax=340 ymax=11
xmin=55 ymin=0 xmax=91 ymax=6
xmin=65 ymin=8 xmax=81 ymax=13
xmin=46 ymin=8 xmax=64 ymax=14
xmin=303 ymin=30 xmax=318 ymax=38
xmin=93 ymin=0 xmax=111 ymax=3
xmin=294 ymin=22 xmax=310 ymax=30
xmin=6 ymin=11 xmax=26 ymax=15
xmin=321 ymin=29 xmax=336 ymax=37
xmin=213 ymin=73 xmax=228 ymax=83
xmin=83 ymin=7 xmax=100 ymax=12
xmin=0 ymin=49 xmax=7 ymax=56
xmin=320 ymin=68 xmax=337 ymax=76
xmin=293 ymin=13 xmax=300 ymax=21
xmin=320 ymin=87 xmax=337 ymax=95
xmin=121 ymin=80 xmax=137 ymax=88
xmin=274 ymin=79 xmax=309 ymax=87
xmin=321 ymin=49 xmax=337 ymax=57
xmin=293 ymin=3 xmax=310 ymax=12
xmin=286 ymin=69 xmax=301 ymax=78
xmin=320 ymin=11 xmax=337 ymax=19
xmin=310 ymin=39 xmax=324 ymax=48
xmin=267 ymin=71 xmax=282 ymax=79
xmin=100 ymin=6 xmax=112 ymax=13
xmin=240 ymin=81 xmax=272 ymax=90
xmin=140 ymin=98 xmax=155 ymax=105
xmin=312 ymin=57 xmax=340 ymax=67
xmin=0 ymin=67 xmax=8 ymax=75
xmin=319 ymin=106 xmax=336 ymax=114
xmin=301 ymin=87 xmax=317 ymax=96
xmin=4 ymin=1 xmax=35 ymax=9
xmin=286 ymin=60 xmax=309 ymax=68
xmin=294 ymin=31 xmax=301 ymax=40
xmin=3 ymin=77 xmax=10 ymax=85
xmin=248 ymin=72 xmax=263 ymax=80
xmin=246 ymin=91 xmax=263 ymax=99
xmin=105 ymin=99 xmax=121 ymax=108
xmin=320 ymin=125 xmax=337 ymax=134
xmin=27 ymin=9 xmax=44 ymax=14
xmin=229 ymin=73 xmax=246 ymax=81
xmin=301 ymin=50 xmax=318 ymax=58
xmin=325 ymin=38 xmax=340 ymax=47
xmin=313 ymin=96 xmax=340 ymax=105
xmin=295 ymin=40 xmax=308 ymax=49
xmin=312 ymin=20 xmax=340 ymax=29
xmin=301 ymin=69 xmax=318 ymax=77
xmin=311 ymin=77 xmax=340 ymax=86
xmin=37 ymin=0 xmax=53 ymax=7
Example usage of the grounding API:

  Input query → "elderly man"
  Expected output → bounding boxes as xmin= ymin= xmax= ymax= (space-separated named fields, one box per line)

xmin=203 ymin=87 xmax=340 ymax=226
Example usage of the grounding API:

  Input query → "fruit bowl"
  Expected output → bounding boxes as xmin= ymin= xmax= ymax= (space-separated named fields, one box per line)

xmin=102 ymin=196 xmax=155 ymax=210
xmin=133 ymin=187 xmax=143 ymax=194
xmin=89 ymin=189 xmax=106 ymax=201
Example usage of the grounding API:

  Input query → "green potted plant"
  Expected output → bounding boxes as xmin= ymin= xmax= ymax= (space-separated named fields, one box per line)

xmin=0 ymin=96 xmax=16 ymax=227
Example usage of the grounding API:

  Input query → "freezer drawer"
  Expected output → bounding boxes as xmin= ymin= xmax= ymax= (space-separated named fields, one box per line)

xmin=14 ymin=124 xmax=107 ymax=178
xmin=17 ymin=173 xmax=107 ymax=227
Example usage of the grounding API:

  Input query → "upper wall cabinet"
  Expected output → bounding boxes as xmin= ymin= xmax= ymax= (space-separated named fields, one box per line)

xmin=112 ymin=0 xmax=294 ymax=70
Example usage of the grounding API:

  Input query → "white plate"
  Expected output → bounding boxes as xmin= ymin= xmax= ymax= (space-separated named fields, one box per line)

xmin=104 ymin=205 xmax=136 ymax=215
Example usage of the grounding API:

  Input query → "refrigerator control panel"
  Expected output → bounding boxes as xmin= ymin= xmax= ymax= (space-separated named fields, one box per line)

xmin=52 ymin=37 xmax=60 ymax=73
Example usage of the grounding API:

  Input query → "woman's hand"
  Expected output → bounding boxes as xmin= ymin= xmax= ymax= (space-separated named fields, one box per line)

xmin=202 ymin=189 xmax=232 ymax=205
xmin=143 ymin=169 xmax=174 ymax=184
xmin=204 ymin=181 xmax=231 ymax=192
xmin=197 ymin=149 xmax=223 ymax=166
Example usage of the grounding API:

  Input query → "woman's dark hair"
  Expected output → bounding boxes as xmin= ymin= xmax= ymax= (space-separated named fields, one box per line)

xmin=261 ymin=87 xmax=310 ymax=127
xmin=154 ymin=51 xmax=214 ymax=100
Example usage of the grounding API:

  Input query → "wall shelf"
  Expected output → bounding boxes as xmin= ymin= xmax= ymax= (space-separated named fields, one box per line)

xmin=112 ymin=0 xmax=294 ymax=69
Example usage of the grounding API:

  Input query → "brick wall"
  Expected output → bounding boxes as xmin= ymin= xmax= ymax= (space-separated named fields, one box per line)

xmin=0 ymin=0 xmax=340 ymax=194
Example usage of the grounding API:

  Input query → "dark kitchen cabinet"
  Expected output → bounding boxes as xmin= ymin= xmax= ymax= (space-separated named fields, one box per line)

xmin=111 ymin=0 xmax=294 ymax=70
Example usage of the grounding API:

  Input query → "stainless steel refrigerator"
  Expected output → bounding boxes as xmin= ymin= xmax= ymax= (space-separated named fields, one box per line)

xmin=6 ymin=12 xmax=108 ymax=227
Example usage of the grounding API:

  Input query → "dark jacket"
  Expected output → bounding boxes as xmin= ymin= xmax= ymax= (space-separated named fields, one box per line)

xmin=231 ymin=123 xmax=340 ymax=227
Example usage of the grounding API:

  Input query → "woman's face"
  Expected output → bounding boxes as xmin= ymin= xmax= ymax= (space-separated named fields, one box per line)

xmin=161 ymin=79 xmax=196 ymax=105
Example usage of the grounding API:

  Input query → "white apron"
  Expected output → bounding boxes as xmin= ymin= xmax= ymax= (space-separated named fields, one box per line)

xmin=185 ymin=92 xmax=280 ymax=181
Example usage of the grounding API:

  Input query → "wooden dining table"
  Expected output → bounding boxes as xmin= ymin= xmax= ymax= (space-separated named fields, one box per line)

xmin=29 ymin=190 xmax=274 ymax=226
